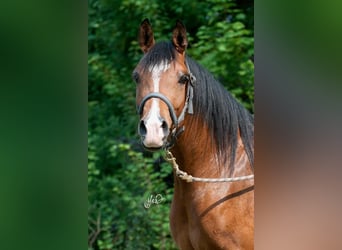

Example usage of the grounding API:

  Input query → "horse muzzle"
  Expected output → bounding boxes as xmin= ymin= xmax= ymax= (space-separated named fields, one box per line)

xmin=138 ymin=115 xmax=169 ymax=151
xmin=137 ymin=93 xmax=176 ymax=150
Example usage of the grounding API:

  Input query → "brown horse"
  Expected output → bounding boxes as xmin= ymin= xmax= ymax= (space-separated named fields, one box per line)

xmin=133 ymin=19 xmax=254 ymax=250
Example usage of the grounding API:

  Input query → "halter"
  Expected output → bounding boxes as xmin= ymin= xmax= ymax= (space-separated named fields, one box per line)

xmin=137 ymin=61 xmax=195 ymax=149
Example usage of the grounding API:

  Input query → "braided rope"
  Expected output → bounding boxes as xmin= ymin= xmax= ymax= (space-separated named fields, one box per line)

xmin=165 ymin=150 xmax=254 ymax=183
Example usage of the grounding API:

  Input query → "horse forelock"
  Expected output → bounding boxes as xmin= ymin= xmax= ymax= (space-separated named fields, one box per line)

xmin=138 ymin=41 xmax=175 ymax=73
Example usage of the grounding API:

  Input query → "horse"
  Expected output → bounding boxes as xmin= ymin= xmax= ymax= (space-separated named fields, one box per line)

xmin=133 ymin=19 xmax=254 ymax=250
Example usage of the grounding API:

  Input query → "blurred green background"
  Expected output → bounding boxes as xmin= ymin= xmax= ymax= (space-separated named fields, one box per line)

xmin=88 ymin=0 xmax=254 ymax=249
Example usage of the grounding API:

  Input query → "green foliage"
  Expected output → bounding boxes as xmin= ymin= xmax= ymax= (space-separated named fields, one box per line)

xmin=189 ymin=2 xmax=254 ymax=111
xmin=88 ymin=0 xmax=253 ymax=249
xmin=88 ymin=143 xmax=176 ymax=249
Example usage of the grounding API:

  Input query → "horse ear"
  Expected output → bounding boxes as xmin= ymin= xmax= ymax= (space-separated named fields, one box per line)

xmin=139 ymin=19 xmax=155 ymax=53
xmin=172 ymin=20 xmax=188 ymax=54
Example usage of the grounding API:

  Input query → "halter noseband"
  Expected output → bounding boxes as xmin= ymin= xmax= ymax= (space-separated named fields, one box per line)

xmin=137 ymin=61 xmax=195 ymax=149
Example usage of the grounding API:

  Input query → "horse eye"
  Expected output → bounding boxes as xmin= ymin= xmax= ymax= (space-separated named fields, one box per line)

xmin=132 ymin=72 xmax=140 ymax=83
xmin=178 ymin=74 xmax=190 ymax=84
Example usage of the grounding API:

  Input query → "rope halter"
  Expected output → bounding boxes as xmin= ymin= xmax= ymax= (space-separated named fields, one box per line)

xmin=137 ymin=61 xmax=195 ymax=149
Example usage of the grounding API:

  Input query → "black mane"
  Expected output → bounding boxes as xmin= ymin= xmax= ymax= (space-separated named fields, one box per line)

xmin=138 ymin=41 xmax=254 ymax=172
xmin=186 ymin=56 xmax=254 ymax=172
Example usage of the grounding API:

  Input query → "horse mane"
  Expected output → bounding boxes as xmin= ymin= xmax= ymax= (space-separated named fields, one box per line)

xmin=186 ymin=56 xmax=254 ymax=172
xmin=138 ymin=41 xmax=254 ymax=172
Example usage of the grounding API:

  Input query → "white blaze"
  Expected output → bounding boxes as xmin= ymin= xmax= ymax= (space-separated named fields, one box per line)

xmin=143 ymin=61 xmax=170 ymax=148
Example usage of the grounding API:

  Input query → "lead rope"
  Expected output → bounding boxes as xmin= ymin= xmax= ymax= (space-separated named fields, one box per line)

xmin=165 ymin=150 xmax=254 ymax=183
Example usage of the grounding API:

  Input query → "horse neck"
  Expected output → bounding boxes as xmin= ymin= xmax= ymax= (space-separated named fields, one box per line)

xmin=170 ymin=116 xmax=226 ymax=179
xmin=170 ymin=115 xmax=252 ymax=180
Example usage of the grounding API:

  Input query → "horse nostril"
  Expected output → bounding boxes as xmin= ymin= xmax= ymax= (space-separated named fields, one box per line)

xmin=139 ymin=120 xmax=147 ymax=136
xmin=161 ymin=119 xmax=168 ymax=134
